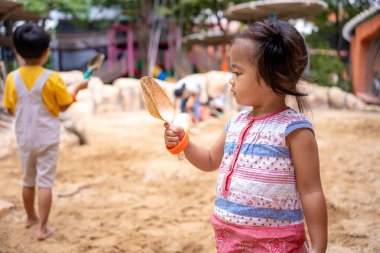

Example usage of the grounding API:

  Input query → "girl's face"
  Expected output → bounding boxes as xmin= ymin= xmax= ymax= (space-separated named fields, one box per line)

xmin=229 ymin=39 xmax=274 ymax=107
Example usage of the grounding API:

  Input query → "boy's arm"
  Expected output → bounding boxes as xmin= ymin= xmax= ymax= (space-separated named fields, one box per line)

xmin=59 ymin=79 xmax=89 ymax=112
xmin=164 ymin=123 xmax=225 ymax=172
xmin=6 ymin=108 xmax=13 ymax=116
xmin=0 ymin=107 xmax=13 ymax=116
xmin=2 ymin=74 xmax=15 ymax=116
xmin=288 ymin=129 xmax=328 ymax=253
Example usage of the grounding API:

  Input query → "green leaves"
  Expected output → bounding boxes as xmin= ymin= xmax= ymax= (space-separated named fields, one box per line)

xmin=305 ymin=0 xmax=377 ymax=91
xmin=16 ymin=0 xmax=120 ymax=20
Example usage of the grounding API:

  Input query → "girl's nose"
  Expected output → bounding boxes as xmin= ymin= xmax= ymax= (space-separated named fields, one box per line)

xmin=229 ymin=77 xmax=235 ymax=86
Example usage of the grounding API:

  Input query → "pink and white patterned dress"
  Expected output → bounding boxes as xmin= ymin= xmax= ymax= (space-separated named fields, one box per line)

xmin=211 ymin=107 xmax=312 ymax=252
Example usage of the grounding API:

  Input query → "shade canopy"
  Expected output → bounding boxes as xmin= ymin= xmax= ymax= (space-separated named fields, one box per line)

xmin=50 ymin=32 xmax=109 ymax=50
xmin=183 ymin=31 xmax=237 ymax=46
xmin=225 ymin=0 xmax=328 ymax=22
xmin=0 ymin=0 xmax=41 ymax=21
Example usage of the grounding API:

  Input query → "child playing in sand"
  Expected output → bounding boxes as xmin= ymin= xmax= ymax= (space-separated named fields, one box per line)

xmin=164 ymin=19 xmax=327 ymax=252
xmin=2 ymin=23 xmax=89 ymax=240
xmin=174 ymin=75 xmax=205 ymax=122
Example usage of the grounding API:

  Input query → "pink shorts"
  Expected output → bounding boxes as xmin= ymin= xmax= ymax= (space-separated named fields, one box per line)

xmin=210 ymin=215 xmax=309 ymax=253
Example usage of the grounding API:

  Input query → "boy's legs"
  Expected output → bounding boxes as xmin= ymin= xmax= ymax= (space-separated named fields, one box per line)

xmin=37 ymin=187 xmax=54 ymax=240
xmin=35 ymin=143 xmax=59 ymax=240
xmin=18 ymin=147 xmax=39 ymax=228
xmin=22 ymin=186 xmax=39 ymax=228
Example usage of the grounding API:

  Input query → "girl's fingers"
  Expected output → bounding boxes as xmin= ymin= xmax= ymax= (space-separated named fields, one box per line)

xmin=163 ymin=122 xmax=179 ymax=133
xmin=166 ymin=136 xmax=179 ymax=142
xmin=165 ymin=128 xmax=180 ymax=137
xmin=165 ymin=140 xmax=178 ymax=146
xmin=164 ymin=124 xmax=183 ymax=147
xmin=165 ymin=137 xmax=179 ymax=147
xmin=164 ymin=129 xmax=180 ymax=147
xmin=164 ymin=131 xmax=180 ymax=141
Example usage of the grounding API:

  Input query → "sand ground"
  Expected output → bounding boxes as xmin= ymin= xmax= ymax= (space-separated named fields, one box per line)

xmin=0 ymin=108 xmax=379 ymax=253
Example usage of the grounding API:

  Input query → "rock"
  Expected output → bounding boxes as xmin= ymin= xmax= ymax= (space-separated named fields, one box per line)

xmin=113 ymin=78 xmax=144 ymax=111
xmin=0 ymin=200 xmax=14 ymax=218
xmin=58 ymin=70 xmax=84 ymax=87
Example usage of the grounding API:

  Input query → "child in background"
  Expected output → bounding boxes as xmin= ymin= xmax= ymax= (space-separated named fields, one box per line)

xmin=164 ymin=19 xmax=327 ymax=252
xmin=174 ymin=74 xmax=207 ymax=122
xmin=2 ymin=23 xmax=89 ymax=240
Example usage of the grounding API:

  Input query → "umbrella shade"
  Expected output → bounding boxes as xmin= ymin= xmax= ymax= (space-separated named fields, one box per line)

xmin=225 ymin=0 xmax=328 ymax=22
xmin=0 ymin=0 xmax=41 ymax=21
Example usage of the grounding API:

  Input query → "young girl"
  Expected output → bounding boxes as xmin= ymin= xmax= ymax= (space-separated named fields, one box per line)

xmin=164 ymin=19 xmax=327 ymax=253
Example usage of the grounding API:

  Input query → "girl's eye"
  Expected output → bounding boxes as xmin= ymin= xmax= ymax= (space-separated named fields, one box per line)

xmin=232 ymin=71 xmax=240 ymax=77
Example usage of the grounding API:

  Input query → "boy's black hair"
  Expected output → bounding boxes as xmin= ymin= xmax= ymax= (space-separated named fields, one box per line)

xmin=13 ymin=22 xmax=50 ymax=59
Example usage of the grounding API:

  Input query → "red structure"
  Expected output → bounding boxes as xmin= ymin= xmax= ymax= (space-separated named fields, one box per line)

xmin=343 ymin=7 xmax=380 ymax=104
xmin=106 ymin=18 xmax=179 ymax=80
xmin=107 ymin=21 xmax=135 ymax=77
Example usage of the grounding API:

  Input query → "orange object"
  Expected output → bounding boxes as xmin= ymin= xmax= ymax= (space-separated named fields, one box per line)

xmin=71 ymin=93 xmax=77 ymax=102
xmin=350 ymin=14 xmax=380 ymax=95
xmin=167 ymin=132 xmax=189 ymax=155
xmin=220 ymin=44 xmax=229 ymax=72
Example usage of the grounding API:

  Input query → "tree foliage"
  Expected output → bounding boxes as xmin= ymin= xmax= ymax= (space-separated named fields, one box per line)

xmin=15 ymin=0 xmax=379 ymax=80
xmin=305 ymin=0 xmax=378 ymax=91
xmin=16 ymin=0 xmax=121 ymax=20
xmin=309 ymin=0 xmax=375 ymax=51
xmin=153 ymin=0 xmax=250 ymax=34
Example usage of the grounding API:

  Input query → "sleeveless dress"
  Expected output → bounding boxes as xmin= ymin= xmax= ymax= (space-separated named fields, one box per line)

xmin=211 ymin=107 xmax=313 ymax=253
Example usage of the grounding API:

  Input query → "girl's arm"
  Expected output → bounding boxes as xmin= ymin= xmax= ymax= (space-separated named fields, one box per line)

xmin=164 ymin=123 xmax=225 ymax=172
xmin=287 ymin=128 xmax=328 ymax=253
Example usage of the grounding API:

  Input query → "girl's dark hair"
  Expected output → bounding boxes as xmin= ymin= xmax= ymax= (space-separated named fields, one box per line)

xmin=13 ymin=22 xmax=50 ymax=59
xmin=233 ymin=19 xmax=309 ymax=112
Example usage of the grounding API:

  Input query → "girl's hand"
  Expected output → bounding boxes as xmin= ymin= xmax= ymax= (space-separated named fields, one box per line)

xmin=164 ymin=122 xmax=185 ymax=148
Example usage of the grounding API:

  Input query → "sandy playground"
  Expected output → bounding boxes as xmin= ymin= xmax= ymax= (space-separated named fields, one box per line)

xmin=0 ymin=108 xmax=379 ymax=253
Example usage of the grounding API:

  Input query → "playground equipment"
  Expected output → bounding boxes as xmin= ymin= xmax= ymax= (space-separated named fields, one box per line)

xmin=106 ymin=12 xmax=181 ymax=80
xmin=107 ymin=21 xmax=135 ymax=77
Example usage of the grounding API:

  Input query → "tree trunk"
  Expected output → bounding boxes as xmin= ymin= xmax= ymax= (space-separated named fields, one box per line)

xmin=135 ymin=0 xmax=152 ymax=76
